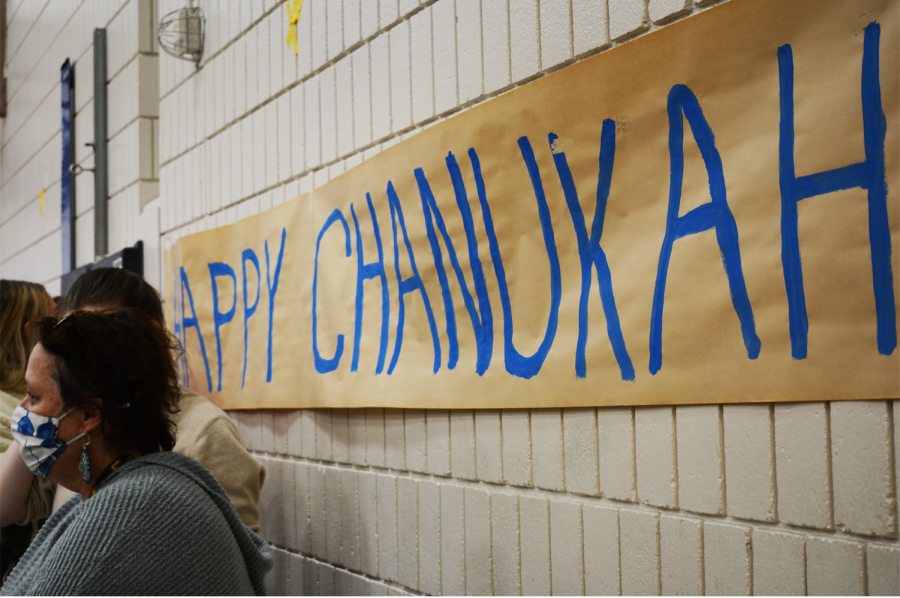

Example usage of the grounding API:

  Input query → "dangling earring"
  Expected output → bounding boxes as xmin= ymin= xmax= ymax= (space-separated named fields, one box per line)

xmin=79 ymin=437 xmax=92 ymax=483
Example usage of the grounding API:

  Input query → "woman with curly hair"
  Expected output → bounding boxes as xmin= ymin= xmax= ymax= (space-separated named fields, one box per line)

xmin=0 ymin=310 xmax=271 ymax=595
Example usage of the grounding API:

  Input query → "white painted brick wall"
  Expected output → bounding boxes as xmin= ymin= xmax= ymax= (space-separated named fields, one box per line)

xmin=481 ymin=0 xmax=510 ymax=94
xmin=723 ymin=404 xmax=776 ymax=522
xmin=464 ymin=487 xmax=493 ymax=595
xmin=509 ymin=0 xmax=540 ymax=82
xmin=635 ymin=406 xmax=678 ymax=508
xmin=335 ymin=58 xmax=355 ymax=158
xmin=806 ymin=536 xmax=866 ymax=595
xmin=376 ymin=474 xmax=399 ymax=582
xmin=432 ymin=0 xmax=459 ymax=114
xmin=390 ymin=21 xmax=413 ymax=133
xmin=775 ymin=402 xmax=834 ymax=529
xmin=361 ymin=0 xmax=380 ymax=42
xmin=490 ymin=492 xmax=520 ymax=595
xmin=385 ymin=408 xmax=406 ymax=470
xmin=619 ymin=508 xmax=661 ymax=595
xmin=5 ymin=2 xmax=899 ymax=596
xmin=340 ymin=469 xmax=360 ymax=570
xmin=332 ymin=409 xmax=350 ymax=463
xmin=367 ymin=408 xmax=387 ymax=467
xmin=358 ymin=471 xmax=379 ymax=576
xmin=751 ymin=529 xmax=806 ymax=596
xmin=320 ymin=67 xmax=338 ymax=165
xmin=326 ymin=0 xmax=344 ymax=62
xmin=426 ymin=410 xmax=451 ymax=475
xmin=549 ymin=498 xmax=584 ymax=595
xmin=831 ymin=400 xmax=897 ymax=537
xmin=532 ymin=409 xmax=565 ymax=491
xmin=397 ymin=476 xmax=419 ymax=589
xmin=867 ymin=544 xmax=900 ymax=596
xmin=456 ymin=0 xmax=484 ymax=104
xmin=450 ymin=410 xmax=477 ymax=480
xmin=501 ymin=409 xmax=532 ymax=487
xmin=583 ymin=504 xmax=620 ymax=595
xmin=309 ymin=464 xmax=327 ymax=559
xmin=519 ymin=495 xmax=551 ymax=595
xmin=370 ymin=34 xmax=392 ymax=142
xmin=440 ymin=484 xmax=466 ymax=596
xmin=609 ymin=0 xmax=648 ymax=40
xmin=310 ymin=0 xmax=328 ymax=71
xmin=475 ymin=409 xmax=503 ymax=483
xmin=598 ymin=406 xmax=637 ymax=501
xmin=301 ymin=409 xmax=317 ymax=458
xmin=417 ymin=479 xmax=442 ymax=595
xmin=660 ymin=514 xmax=704 ymax=594
xmin=572 ymin=0 xmax=610 ymax=55
xmin=404 ymin=410 xmax=427 ymax=472
xmin=540 ymin=0 xmax=573 ymax=69
xmin=676 ymin=404 xmax=725 ymax=515
xmin=348 ymin=409 xmax=366 ymax=465
xmin=704 ymin=521 xmax=752 ymax=595
xmin=325 ymin=468 xmax=342 ymax=564
xmin=563 ymin=407 xmax=600 ymax=496
xmin=650 ymin=0 xmax=692 ymax=23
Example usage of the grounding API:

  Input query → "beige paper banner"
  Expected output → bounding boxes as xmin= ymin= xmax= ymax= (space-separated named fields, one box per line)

xmin=167 ymin=0 xmax=899 ymax=410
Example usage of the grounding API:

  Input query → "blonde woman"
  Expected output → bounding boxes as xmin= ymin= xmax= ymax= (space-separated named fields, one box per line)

xmin=0 ymin=279 xmax=57 ymax=582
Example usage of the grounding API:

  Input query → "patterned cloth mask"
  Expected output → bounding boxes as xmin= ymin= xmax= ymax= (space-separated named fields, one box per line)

xmin=10 ymin=405 xmax=86 ymax=478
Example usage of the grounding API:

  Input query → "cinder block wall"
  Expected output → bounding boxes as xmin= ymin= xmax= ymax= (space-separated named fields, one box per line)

xmin=2 ymin=0 xmax=899 ymax=595
xmin=235 ymin=402 xmax=900 ymax=595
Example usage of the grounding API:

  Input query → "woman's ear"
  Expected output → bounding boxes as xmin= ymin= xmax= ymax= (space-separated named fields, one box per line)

xmin=77 ymin=399 xmax=105 ymax=435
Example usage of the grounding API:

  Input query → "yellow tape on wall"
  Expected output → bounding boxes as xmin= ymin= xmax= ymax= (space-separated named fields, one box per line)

xmin=167 ymin=0 xmax=899 ymax=410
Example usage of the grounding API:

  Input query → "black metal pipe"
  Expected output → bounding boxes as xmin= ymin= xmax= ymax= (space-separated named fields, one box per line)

xmin=93 ymin=28 xmax=108 ymax=259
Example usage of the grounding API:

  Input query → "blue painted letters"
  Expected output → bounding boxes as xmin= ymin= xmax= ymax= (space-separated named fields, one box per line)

xmin=778 ymin=22 xmax=895 ymax=359
xmin=471 ymin=139 xmax=562 ymax=380
xmin=388 ymin=181 xmax=441 ymax=374
xmin=649 ymin=84 xmax=760 ymax=375
xmin=180 ymin=267 xmax=213 ymax=392
xmin=550 ymin=124 xmax=635 ymax=381
xmin=265 ymin=228 xmax=287 ymax=382
xmin=241 ymin=249 xmax=261 ymax=387
xmin=313 ymin=211 xmax=351 ymax=373
xmin=415 ymin=153 xmax=495 ymax=375
xmin=209 ymin=262 xmax=238 ymax=392
xmin=351 ymin=195 xmax=391 ymax=374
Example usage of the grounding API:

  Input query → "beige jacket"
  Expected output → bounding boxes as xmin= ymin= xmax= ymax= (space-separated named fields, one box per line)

xmin=48 ymin=387 xmax=266 ymax=531
xmin=1 ymin=389 xmax=56 ymax=523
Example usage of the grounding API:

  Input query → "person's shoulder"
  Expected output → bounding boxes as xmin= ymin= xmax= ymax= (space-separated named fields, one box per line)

xmin=69 ymin=453 xmax=264 ymax=587
xmin=0 ymin=388 xmax=22 ymax=416
xmin=0 ymin=389 xmax=22 ymax=449
xmin=98 ymin=453 xmax=195 ymax=493
xmin=90 ymin=453 xmax=220 ymax=514
xmin=173 ymin=386 xmax=242 ymax=452
xmin=176 ymin=386 xmax=231 ymax=423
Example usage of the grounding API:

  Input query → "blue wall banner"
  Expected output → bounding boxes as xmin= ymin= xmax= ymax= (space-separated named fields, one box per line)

xmin=60 ymin=59 xmax=75 ymax=275
xmin=167 ymin=0 xmax=899 ymax=410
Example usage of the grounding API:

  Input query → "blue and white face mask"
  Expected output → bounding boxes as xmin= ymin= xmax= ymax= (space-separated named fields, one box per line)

xmin=10 ymin=405 xmax=86 ymax=478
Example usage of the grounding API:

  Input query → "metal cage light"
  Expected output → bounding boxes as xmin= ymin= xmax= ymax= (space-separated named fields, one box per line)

xmin=158 ymin=1 xmax=205 ymax=66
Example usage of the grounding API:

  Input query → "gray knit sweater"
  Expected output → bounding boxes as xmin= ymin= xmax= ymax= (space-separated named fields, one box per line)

xmin=1 ymin=452 xmax=272 ymax=595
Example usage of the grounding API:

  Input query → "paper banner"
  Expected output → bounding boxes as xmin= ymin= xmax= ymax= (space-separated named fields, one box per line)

xmin=167 ymin=0 xmax=899 ymax=410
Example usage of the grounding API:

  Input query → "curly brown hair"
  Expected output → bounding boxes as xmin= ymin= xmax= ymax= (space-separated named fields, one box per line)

xmin=35 ymin=309 xmax=181 ymax=455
